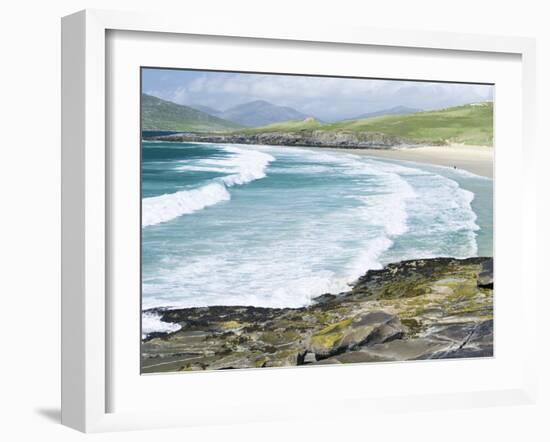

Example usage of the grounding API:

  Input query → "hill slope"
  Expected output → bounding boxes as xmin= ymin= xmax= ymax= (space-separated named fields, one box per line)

xmin=354 ymin=105 xmax=422 ymax=120
xmin=141 ymin=94 xmax=242 ymax=132
xmin=219 ymin=100 xmax=309 ymax=127
xmin=189 ymin=104 xmax=222 ymax=117
xmin=238 ymin=102 xmax=493 ymax=146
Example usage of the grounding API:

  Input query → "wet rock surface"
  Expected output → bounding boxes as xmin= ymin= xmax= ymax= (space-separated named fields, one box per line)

xmin=141 ymin=257 xmax=493 ymax=373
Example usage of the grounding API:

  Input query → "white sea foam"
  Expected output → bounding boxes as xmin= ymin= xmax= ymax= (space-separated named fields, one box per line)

xmin=142 ymin=182 xmax=231 ymax=227
xmin=142 ymin=256 xmax=354 ymax=310
xmin=269 ymin=164 xmax=333 ymax=175
xmin=321 ymin=158 xmax=419 ymax=282
xmin=142 ymin=148 xmax=422 ymax=311
xmin=382 ymin=166 xmax=480 ymax=261
xmin=175 ymin=165 xmax=236 ymax=173
xmin=345 ymin=236 xmax=394 ymax=279
xmin=220 ymin=146 xmax=273 ymax=186
xmin=141 ymin=311 xmax=181 ymax=338
xmin=143 ymin=146 xmax=274 ymax=227
xmin=142 ymin=144 xmax=484 ymax=324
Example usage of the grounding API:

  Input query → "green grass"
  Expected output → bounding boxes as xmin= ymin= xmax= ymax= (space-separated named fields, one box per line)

xmin=234 ymin=102 xmax=494 ymax=146
xmin=141 ymin=94 xmax=242 ymax=132
xmin=238 ymin=117 xmax=324 ymax=134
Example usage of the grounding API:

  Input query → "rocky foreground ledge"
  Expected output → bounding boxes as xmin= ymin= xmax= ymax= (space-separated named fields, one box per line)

xmin=141 ymin=257 xmax=493 ymax=373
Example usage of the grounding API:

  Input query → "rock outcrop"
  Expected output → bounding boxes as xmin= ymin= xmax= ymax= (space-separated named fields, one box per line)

xmin=141 ymin=257 xmax=493 ymax=373
xmin=146 ymin=130 xmax=412 ymax=149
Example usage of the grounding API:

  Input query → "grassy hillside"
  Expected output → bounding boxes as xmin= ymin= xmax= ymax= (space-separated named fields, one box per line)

xmin=237 ymin=102 xmax=493 ymax=146
xmin=355 ymin=105 xmax=422 ymax=120
xmin=141 ymin=94 xmax=242 ymax=132
xmin=219 ymin=100 xmax=308 ymax=127
xmin=239 ymin=117 xmax=324 ymax=133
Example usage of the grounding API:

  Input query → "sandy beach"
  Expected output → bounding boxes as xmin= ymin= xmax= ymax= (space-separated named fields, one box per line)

xmin=323 ymin=144 xmax=494 ymax=178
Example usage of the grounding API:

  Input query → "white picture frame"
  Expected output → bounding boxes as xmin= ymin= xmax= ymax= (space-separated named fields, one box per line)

xmin=61 ymin=9 xmax=538 ymax=433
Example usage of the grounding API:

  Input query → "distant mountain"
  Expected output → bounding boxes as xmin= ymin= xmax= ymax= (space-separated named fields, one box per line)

xmin=354 ymin=105 xmax=422 ymax=120
xmin=189 ymin=104 xmax=223 ymax=117
xmin=141 ymin=94 xmax=242 ymax=132
xmin=219 ymin=100 xmax=309 ymax=127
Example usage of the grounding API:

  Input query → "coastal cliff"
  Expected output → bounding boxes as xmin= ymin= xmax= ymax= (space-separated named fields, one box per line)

xmin=141 ymin=257 xmax=493 ymax=373
xmin=147 ymin=130 xmax=410 ymax=149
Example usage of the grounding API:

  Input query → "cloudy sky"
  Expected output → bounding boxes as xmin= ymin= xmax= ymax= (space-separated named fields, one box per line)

xmin=142 ymin=68 xmax=493 ymax=121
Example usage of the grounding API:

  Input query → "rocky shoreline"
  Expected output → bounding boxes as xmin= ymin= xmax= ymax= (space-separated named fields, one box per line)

xmin=146 ymin=130 xmax=416 ymax=149
xmin=141 ymin=257 xmax=493 ymax=373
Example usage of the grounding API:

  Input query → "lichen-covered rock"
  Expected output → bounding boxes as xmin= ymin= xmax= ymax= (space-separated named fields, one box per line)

xmin=309 ymin=311 xmax=405 ymax=358
xmin=141 ymin=257 xmax=493 ymax=373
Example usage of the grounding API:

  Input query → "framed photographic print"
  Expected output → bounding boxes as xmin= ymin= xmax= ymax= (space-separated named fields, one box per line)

xmin=139 ymin=68 xmax=495 ymax=374
xmin=61 ymin=9 xmax=538 ymax=432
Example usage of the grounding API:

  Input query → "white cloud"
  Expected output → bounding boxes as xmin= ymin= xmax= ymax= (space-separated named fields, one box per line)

xmin=147 ymin=71 xmax=493 ymax=121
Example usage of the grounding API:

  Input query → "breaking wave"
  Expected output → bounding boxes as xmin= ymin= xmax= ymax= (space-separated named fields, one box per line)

xmin=141 ymin=143 xmax=483 ymax=318
xmin=142 ymin=146 xmax=274 ymax=227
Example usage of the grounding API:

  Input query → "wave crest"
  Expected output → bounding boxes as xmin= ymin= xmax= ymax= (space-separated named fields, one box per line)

xmin=143 ymin=146 xmax=274 ymax=227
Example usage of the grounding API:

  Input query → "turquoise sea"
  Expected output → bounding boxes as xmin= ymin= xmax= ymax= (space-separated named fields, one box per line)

xmin=141 ymin=141 xmax=493 ymax=334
